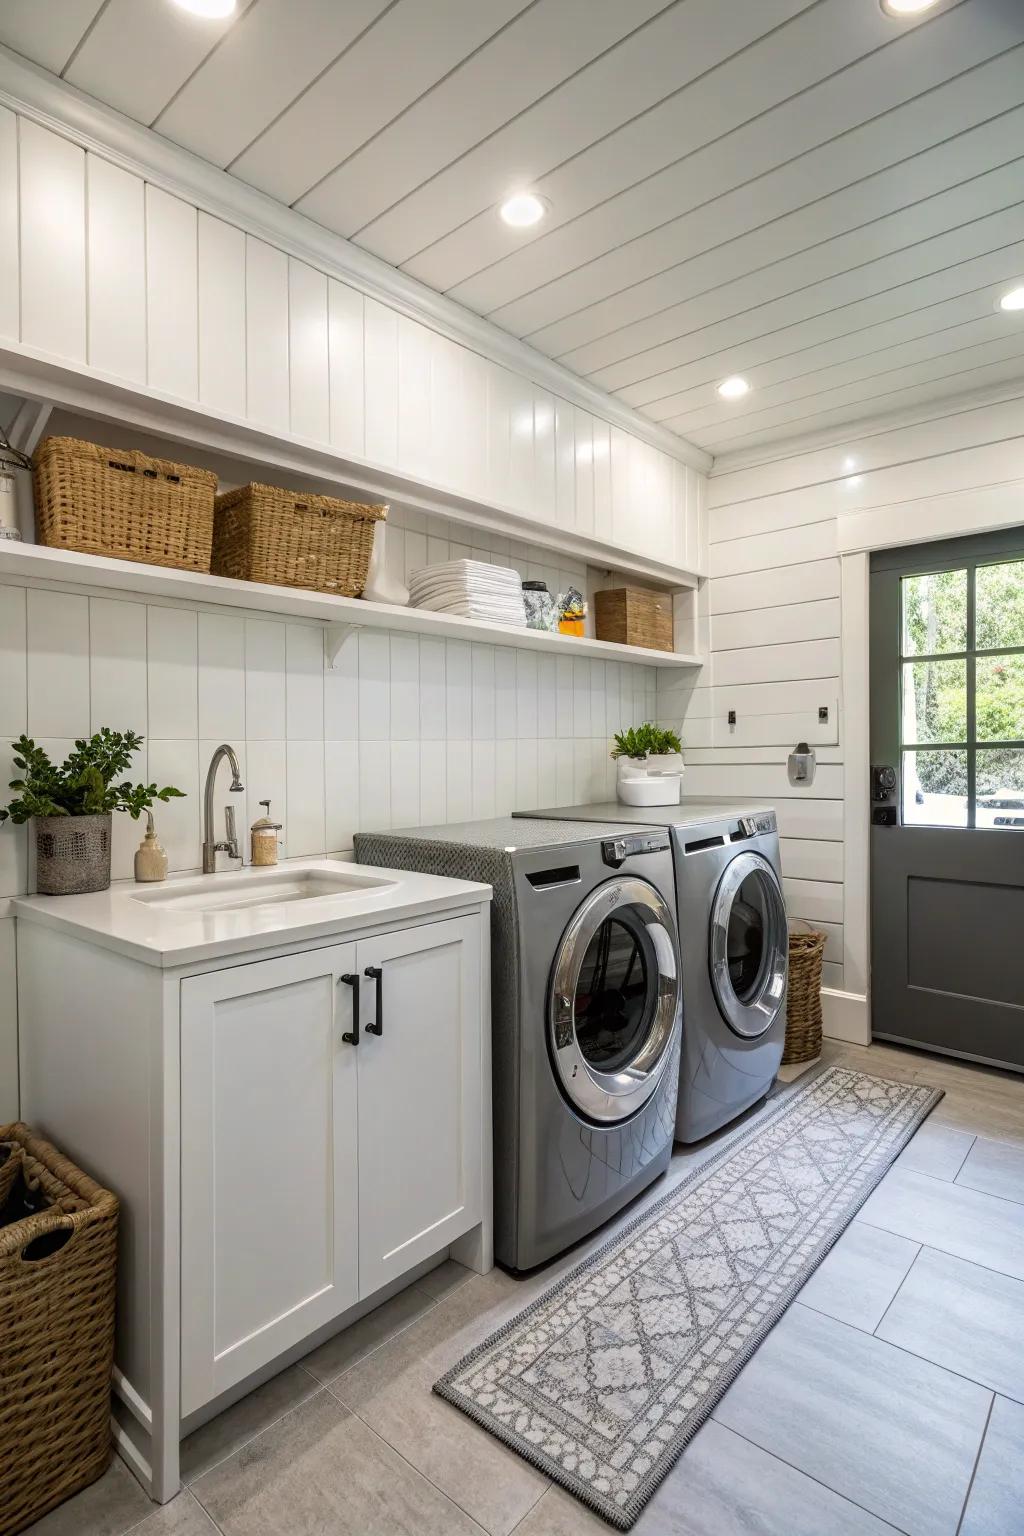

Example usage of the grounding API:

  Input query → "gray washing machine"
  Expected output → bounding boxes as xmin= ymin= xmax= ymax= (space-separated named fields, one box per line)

xmin=353 ymin=818 xmax=682 ymax=1272
xmin=518 ymin=801 xmax=789 ymax=1143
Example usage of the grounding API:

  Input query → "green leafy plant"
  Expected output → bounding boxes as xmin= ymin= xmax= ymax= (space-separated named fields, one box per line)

xmin=0 ymin=730 xmax=185 ymax=824
xmin=610 ymin=723 xmax=683 ymax=760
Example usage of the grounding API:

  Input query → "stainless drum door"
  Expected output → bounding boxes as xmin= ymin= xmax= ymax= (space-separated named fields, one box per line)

xmin=549 ymin=876 xmax=679 ymax=1123
xmin=710 ymin=850 xmax=788 ymax=1039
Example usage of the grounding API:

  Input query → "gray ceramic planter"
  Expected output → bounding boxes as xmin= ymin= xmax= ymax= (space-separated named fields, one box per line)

xmin=35 ymin=812 xmax=112 ymax=895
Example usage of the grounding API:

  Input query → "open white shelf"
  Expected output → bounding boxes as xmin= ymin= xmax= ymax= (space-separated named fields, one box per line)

xmin=0 ymin=542 xmax=703 ymax=669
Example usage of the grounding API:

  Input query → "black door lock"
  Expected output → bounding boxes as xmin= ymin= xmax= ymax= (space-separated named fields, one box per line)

xmin=872 ymin=806 xmax=897 ymax=827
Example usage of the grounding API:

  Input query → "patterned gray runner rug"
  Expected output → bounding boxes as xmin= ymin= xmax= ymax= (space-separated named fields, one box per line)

xmin=435 ymin=1065 xmax=942 ymax=1529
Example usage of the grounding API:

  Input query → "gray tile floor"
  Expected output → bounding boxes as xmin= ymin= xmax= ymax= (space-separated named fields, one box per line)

xmin=24 ymin=1041 xmax=1024 ymax=1536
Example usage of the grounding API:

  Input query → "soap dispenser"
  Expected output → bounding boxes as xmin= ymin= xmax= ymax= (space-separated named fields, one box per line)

xmin=250 ymin=800 xmax=283 ymax=866
xmin=134 ymin=810 xmax=168 ymax=883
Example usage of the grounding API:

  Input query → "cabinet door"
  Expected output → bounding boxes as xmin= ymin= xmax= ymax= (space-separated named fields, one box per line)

xmin=355 ymin=916 xmax=482 ymax=1296
xmin=180 ymin=945 xmax=359 ymax=1415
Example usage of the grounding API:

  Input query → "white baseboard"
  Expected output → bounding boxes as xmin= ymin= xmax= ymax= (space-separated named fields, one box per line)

xmin=822 ymin=988 xmax=870 ymax=1045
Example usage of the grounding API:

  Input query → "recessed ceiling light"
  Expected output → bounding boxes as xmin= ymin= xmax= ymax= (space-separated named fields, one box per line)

xmin=172 ymin=0 xmax=237 ymax=18
xmin=997 ymin=285 xmax=1024 ymax=313
xmin=499 ymin=193 xmax=547 ymax=229
xmin=880 ymin=0 xmax=941 ymax=15
xmin=717 ymin=376 xmax=750 ymax=400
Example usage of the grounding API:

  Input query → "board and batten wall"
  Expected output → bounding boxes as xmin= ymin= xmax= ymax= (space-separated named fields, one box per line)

xmin=659 ymin=383 xmax=1024 ymax=1043
xmin=0 ymin=105 xmax=705 ymax=577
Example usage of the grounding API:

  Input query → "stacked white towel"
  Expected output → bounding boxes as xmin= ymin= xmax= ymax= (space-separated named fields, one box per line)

xmin=408 ymin=559 xmax=527 ymax=627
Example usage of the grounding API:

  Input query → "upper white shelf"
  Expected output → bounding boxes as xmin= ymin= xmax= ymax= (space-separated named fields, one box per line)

xmin=0 ymin=542 xmax=702 ymax=669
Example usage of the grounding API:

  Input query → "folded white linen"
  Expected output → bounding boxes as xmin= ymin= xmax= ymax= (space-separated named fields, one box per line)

xmin=408 ymin=558 xmax=523 ymax=594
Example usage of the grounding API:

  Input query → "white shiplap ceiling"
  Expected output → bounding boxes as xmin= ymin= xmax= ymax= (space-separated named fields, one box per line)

xmin=2 ymin=0 xmax=1024 ymax=460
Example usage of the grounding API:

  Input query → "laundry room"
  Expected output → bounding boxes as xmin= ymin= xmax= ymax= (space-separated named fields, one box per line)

xmin=0 ymin=1 xmax=1022 ymax=1534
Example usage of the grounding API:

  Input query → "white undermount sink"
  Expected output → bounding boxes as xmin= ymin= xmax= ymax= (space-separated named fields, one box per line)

xmin=129 ymin=868 xmax=396 ymax=914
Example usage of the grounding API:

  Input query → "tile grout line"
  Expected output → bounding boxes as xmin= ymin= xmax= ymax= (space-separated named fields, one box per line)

xmin=954 ymin=1391 xmax=996 ymax=1536
xmin=182 ymin=1374 xmax=326 ymax=1490
xmin=869 ymin=1240 xmax=923 ymax=1339
xmin=854 ymin=1214 xmax=1024 ymax=1285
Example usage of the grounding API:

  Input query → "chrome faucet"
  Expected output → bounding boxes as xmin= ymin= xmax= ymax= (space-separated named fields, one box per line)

xmin=203 ymin=744 xmax=245 ymax=874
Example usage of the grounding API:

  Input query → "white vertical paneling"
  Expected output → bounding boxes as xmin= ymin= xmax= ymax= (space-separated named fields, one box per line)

xmin=245 ymin=236 xmax=289 ymax=433
xmin=554 ymin=398 xmax=575 ymax=530
xmin=197 ymin=212 xmax=246 ymax=417
xmin=532 ymin=388 xmax=556 ymax=521
xmin=574 ymin=407 xmax=595 ymax=536
xmin=358 ymin=630 xmax=390 ymax=739
xmin=487 ymin=365 xmax=513 ymax=509
xmin=198 ymin=613 xmax=245 ymax=742
xmin=459 ymin=348 xmax=489 ymax=503
xmin=429 ymin=332 xmax=461 ymax=494
xmin=389 ymin=634 xmax=420 ymax=741
xmin=244 ymin=619 xmax=286 ymax=741
xmin=364 ymin=298 xmax=398 ymax=466
xmin=509 ymin=373 xmax=534 ymax=514
xmin=285 ymin=624 xmax=324 ymax=740
xmin=19 ymin=119 xmax=86 ymax=361
xmin=419 ymin=637 xmax=446 ymax=741
xmin=610 ymin=426 xmax=633 ymax=554
xmin=397 ymin=315 xmax=432 ymax=480
xmin=86 ymin=154 xmax=145 ymax=382
xmin=26 ymin=590 xmax=89 ymax=738
xmin=325 ymin=740 xmax=359 ymax=851
xmin=288 ymin=258 xmax=329 ymax=443
xmin=0 ymin=586 xmax=26 ymax=739
xmin=145 ymin=184 xmax=198 ymax=400
xmin=0 ymin=108 xmax=16 ymax=342
xmin=593 ymin=418 xmax=612 ymax=542
xmin=286 ymin=738 xmax=325 ymax=856
xmin=328 ymin=278 xmax=365 ymax=458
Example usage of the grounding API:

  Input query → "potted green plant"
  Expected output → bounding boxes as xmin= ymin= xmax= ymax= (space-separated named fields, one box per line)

xmin=0 ymin=730 xmax=185 ymax=895
xmin=611 ymin=723 xmax=684 ymax=806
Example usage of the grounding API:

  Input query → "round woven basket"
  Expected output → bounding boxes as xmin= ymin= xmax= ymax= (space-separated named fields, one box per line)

xmin=783 ymin=923 xmax=827 ymax=1063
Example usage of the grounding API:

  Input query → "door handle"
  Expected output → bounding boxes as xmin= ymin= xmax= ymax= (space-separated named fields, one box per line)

xmin=364 ymin=966 xmax=383 ymax=1036
xmin=341 ymin=973 xmax=360 ymax=1045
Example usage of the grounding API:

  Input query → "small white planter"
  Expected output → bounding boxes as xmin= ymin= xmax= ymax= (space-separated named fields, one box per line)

xmin=617 ymin=773 xmax=681 ymax=807
xmin=646 ymin=752 xmax=685 ymax=779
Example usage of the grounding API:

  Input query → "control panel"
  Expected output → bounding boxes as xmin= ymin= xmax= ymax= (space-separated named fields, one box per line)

xmin=601 ymin=830 xmax=671 ymax=866
xmin=738 ymin=812 xmax=777 ymax=837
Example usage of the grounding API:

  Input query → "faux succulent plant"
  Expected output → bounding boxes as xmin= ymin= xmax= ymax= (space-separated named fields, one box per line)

xmin=610 ymin=723 xmax=683 ymax=761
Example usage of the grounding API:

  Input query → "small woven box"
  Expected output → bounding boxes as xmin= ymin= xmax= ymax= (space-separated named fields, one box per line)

xmin=0 ymin=1124 xmax=119 ymax=1536
xmin=783 ymin=924 xmax=827 ymax=1064
xmin=212 ymin=482 xmax=388 ymax=597
xmin=33 ymin=435 xmax=216 ymax=572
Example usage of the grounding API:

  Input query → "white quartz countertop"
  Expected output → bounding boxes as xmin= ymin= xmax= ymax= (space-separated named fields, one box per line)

xmin=12 ymin=859 xmax=492 ymax=969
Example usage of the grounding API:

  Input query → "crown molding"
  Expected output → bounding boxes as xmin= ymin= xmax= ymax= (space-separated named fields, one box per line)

xmin=0 ymin=45 xmax=711 ymax=474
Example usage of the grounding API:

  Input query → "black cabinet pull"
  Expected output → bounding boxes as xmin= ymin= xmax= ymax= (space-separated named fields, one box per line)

xmin=365 ymin=966 xmax=383 ymax=1035
xmin=341 ymin=973 xmax=360 ymax=1045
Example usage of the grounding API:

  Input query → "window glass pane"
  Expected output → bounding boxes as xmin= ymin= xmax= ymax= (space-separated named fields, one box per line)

xmin=901 ymin=659 xmax=967 ymax=745
xmin=975 ymin=748 xmax=1024 ymax=830
xmin=976 ymin=559 xmax=1024 ymax=651
xmin=901 ymin=569 xmax=967 ymax=657
xmin=903 ymin=750 xmax=968 ymax=826
xmin=975 ymin=653 xmax=1024 ymax=743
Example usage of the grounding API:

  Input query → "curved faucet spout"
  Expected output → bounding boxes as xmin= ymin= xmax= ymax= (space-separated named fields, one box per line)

xmin=203 ymin=744 xmax=245 ymax=874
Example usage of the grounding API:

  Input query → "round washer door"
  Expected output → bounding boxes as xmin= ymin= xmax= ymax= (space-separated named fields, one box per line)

xmin=549 ymin=876 xmax=679 ymax=1124
xmin=709 ymin=850 xmax=788 ymax=1039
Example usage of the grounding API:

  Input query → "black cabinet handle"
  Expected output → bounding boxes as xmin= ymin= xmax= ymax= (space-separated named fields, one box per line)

xmin=365 ymin=966 xmax=383 ymax=1035
xmin=341 ymin=973 xmax=360 ymax=1045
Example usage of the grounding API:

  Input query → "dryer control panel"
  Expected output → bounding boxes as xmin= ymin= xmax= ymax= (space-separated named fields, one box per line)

xmin=601 ymin=829 xmax=671 ymax=866
xmin=738 ymin=812 xmax=777 ymax=837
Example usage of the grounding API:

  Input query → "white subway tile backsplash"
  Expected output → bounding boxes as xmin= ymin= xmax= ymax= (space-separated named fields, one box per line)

xmin=147 ymin=740 xmax=200 ymax=872
xmin=245 ymin=620 xmax=286 ymax=740
xmin=573 ymin=658 xmax=591 ymax=738
xmin=389 ymin=740 xmax=420 ymax=829
xmin=244 ymin=739 xmax=286 ymax=856
xmin=494 ymin=748 xmax=515 ymax=818
xmin=471 ymin=645 xmax=495 ymax=741
xmin=389 ymin=635 xmax=420 ymax=741
xmin=404 ymin=529 xmax=427 ymax=582
xmin=556 ymin=657 xmax=573 ymax=741
xmin=286 ymin=739 xmax=325 ymax=857
xmin=445 ymin=641 xmax=471 ymax=738
xmin=419 ymin=638 xmax=446 ymax=741
xmin=286 ymin=624 xmax=324 ymax=740
xmin=537 ymin=655 xmax=556 ymax=738
xmin=90 ymin=598 xmax=147 ymax=736
xmin=446 ymin=742 xmax=471 ymax=823
xmin=0 ymin=586 xmax=26 ymax=739
xmin=494 ymin=649 xmax=516 ymax=741
xmin=323 ymin=629 xmax=358 ymax=740
xmin=147 ymin=606 xmax=198 ymax=740
xmin=419 ymin=740 xmax=446 ymax=824
xmin=471 ymin=740 xmax=496 ymax=819
xmin=515 ymin=738 xmax=538 ymax=811
xmin=198 ymin=613 xmax=245 ymax=741
xmin=358 ymin=631 xmax=390 ymax=740
xmin=325 ymin=740 xmax=358 ymax=851
xmin=515 ymin=651 xmax=538 ymax=740
xmin=27 ymin=590 xmax=89 ymax=739
xmin=537 ymin=738 xmax=558 ymax=808
xmin=555 ymin=741 xmax=574 ymax=807
xmin=358 ymin=740 xmax=390 ymax=833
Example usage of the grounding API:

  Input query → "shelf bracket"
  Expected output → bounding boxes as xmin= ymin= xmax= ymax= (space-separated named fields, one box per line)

xmin=324 ymin=622 xmax=363 ymax=670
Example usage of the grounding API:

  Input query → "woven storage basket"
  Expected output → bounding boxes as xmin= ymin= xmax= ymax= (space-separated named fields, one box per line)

xmin=0 ymin=1124 xmax=119 ymax=1536
xmin=783 ymin=924 xmax=827 ymax=1064
xmin=212 ymin=483 xmax=388 ymax=597
xmin=33 ymin=436 xmax=216 ymax=572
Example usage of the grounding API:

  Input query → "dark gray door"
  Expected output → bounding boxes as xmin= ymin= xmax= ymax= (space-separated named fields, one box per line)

xmin=870 ymin=530 xmax=1024 ymax=1071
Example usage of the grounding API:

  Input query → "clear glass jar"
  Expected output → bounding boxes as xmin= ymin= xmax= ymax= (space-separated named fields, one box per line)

xmin=522 ymin=580 xmax=558 ymax=632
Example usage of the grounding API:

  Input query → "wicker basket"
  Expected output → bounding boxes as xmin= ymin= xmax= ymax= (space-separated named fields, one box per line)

xmin=33 ymin=436 xmax=216 ymax=573
xmin=594 ymin=587 xmax=673 ymax=652
xmin=0 ymin=1124 xmax=119 ymax=1536
xmin=783 ymin=924 xmax=827 ymax=1064
xmin=212 ymin=483 xmax=388 ymax=597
